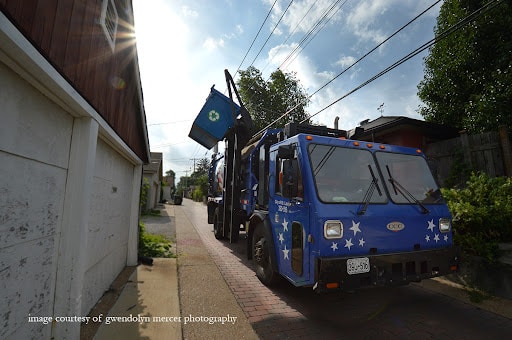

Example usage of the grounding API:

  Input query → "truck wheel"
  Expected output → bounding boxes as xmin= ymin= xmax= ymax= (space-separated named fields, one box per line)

xmin=252 ymin=225 xmax=278 ymax=286
xmin=213 ymin=208 xmax=224 ymax=240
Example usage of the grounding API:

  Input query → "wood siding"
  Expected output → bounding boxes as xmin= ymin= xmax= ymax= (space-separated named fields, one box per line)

xmin=0 ymin=0 xmax=149 ymax=163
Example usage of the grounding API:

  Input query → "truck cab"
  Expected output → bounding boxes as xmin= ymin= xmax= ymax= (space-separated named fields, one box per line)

xmin=252 ymin=131 xmax=458 ymax=292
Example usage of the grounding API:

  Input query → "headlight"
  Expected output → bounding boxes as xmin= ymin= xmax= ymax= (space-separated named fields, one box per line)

xmin=439 ymin=218 xmax=451 ymax=233
xmin=324 ymin=220 xmax=343 ymax=239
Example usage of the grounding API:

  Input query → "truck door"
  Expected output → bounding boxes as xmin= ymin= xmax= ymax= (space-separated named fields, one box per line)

xmin=270 ymin=146 xmax=310 ymax=285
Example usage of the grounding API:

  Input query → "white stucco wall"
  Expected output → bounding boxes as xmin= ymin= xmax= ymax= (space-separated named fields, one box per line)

xmin=142 ymin=172 xmax=161 ymax=211
xmin=82 ymin=138 xmax=135 ymax=315
xmin=0 ymin=61 xmax=72 ymax=339
xmin=1 ymin=14 xmax=146 ymax=338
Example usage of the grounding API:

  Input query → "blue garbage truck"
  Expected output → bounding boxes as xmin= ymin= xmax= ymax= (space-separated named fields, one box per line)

xmin=189 ymin=70 xmax=459 ymax=292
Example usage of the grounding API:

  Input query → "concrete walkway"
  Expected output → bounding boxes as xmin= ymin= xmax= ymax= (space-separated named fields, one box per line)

xmin=92 ymin=203 xmax=257 ymax=340
xmin=173 ymin=203 xmax=258 ymax=340
xmin=92 ymin=258 xmax=181 ymax=339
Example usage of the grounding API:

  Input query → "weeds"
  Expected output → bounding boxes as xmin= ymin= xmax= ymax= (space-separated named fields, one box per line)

xmin=138 ymin=222 xmax=175 ymax=258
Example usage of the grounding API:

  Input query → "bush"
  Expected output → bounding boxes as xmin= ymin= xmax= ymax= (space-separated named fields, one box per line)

xmin=138 ymin=222 xmax=175 ymax=258
xmin=442 ymin=172 xmax=512 ymax=262
xmin=192 ymin=187 xmax=204 ymax=202
xmin=190 ymin=175 xmax=208 ymax=202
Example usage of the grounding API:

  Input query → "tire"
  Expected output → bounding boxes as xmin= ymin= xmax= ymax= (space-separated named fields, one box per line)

xmin=213 ymin=207 xmax=224 ymax=240
xmin=252 ymin=224 xmax=279 ymax=286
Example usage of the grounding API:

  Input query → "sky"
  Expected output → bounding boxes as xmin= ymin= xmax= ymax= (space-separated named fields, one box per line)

xmin=132 ymin=0 xmax=442 ymax=179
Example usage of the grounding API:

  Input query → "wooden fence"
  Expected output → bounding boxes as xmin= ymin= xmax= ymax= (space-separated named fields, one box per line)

xmin=425 ymin=126 xmax=512 ymax=187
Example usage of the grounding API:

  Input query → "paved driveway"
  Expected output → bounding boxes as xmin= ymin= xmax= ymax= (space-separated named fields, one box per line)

xmin=180 ymin=199 xmax=512 ymax=339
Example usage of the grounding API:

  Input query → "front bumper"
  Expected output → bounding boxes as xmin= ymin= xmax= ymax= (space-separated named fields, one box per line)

xmin=314 ymin=247 xmax=459 ymax=293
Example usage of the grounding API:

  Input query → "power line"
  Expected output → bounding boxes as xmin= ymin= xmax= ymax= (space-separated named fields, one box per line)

xmin=308 ymin=0 xmax=441 ymax=101
xmin=233 ymin=0 xmax=278 ymax=78
xmin=254 ymin=0 xmax=443 ymax=134
xmin=279 ymin=0 xmax=347 ymax=70
xmin=302 ymin=0 xmax=503 ymax=123
xmin=283 ymin=0 xmax=348 ymax=69
xmin=249 ymin=0 xmax=295 ymax=69
xmin=260 ymin=0 xmax=318 ymax=74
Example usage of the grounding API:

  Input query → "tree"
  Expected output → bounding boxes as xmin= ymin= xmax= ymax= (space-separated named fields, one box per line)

xmin=236 ymin=66 xmax=311 ymax=132
xmin=165 ymin=169 xmax=175 ymax=178
xmin=194 ymin=158 xmax=209 ymax=177
xmin=164 ymin=169 xmax=175 ymax=187
xmin=417 ymin=0 xmax=512 ymax=133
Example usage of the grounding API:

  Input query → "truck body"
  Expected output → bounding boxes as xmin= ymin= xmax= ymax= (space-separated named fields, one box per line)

xmin=189 ymin=70 xmax=458 ymax=292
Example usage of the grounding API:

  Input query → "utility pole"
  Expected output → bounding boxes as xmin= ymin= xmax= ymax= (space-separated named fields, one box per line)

xmin=184 ymin=169 xmax=190 ymax=198
xmin=189 ymin=158 xmax=200 ymax=173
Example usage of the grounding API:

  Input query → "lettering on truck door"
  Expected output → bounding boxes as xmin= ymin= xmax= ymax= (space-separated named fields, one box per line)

xmin=269 ymin=147 xmax=310 ymax=284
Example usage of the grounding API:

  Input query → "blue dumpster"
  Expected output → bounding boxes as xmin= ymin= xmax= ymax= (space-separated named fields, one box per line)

xmin=188 ymin=86 xmax=240 ymax=149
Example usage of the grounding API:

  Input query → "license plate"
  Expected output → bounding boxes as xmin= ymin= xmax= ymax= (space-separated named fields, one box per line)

xmin=347 ymin=257 xmax=370 ymax=275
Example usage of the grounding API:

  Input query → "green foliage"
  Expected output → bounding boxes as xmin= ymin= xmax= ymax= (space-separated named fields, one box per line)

xmin=165 ymin=169 xmax=175 ymax=178
xmin=192 ymin=175 xmax=208 ymax=202
xmin=138 ymin=222 xmax=175 ymax=258
xmin=418 ymin=0 xmax=512 ymax=133
xmin=443 ymin=147 xmax=472 ymax=189
xmin=442 ymin=172 xmax=512 ymax=262
xmin=139 ymin=177 xmax=150 ymax=211
xmin=237 ymin=66 xmax=311 ymax=132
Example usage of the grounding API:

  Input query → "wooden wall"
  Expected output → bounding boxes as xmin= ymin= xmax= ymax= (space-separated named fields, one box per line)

xmin=0 ymin=0 xmax=148 ymax=163
xmin=425 ymin=127 xmax=512 ymax=186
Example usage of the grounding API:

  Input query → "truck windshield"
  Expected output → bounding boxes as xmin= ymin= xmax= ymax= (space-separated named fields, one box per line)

xmin=308 ymin=144 xmax=386 ymax=204
xmin=375 ymin=152 xmax=444 ymax=204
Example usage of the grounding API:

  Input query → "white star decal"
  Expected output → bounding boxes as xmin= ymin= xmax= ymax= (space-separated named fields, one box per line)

xmin=434 ymin=234 xmax=440 ymax=243
xmin=282 ymin=218 xmax=289 ymax=232
xmin=425 ymin=234 xmax=431 ymax=242
xmin=350 ymin=220 xmax=361 ymax=236
xmin=331 ymin=242 xmax=338 ymax=251
xmin=278 ymin=233 xmax=284 ymax=244
xmin=344 ymin=238 xmax=353 ymax=250
xmin=359 ymin=238 xmax=365 ymax=247
xmin=282 ymin=245 xmax=289 ymax=260
xmin=427 ymin=219 xmax=435 ymax=232
xmin=444 ymin=234 xmax=449 ymax=242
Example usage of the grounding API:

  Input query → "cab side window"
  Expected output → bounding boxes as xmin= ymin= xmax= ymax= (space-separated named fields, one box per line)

xmin=275 ymin=156 xmax=303 ymax=200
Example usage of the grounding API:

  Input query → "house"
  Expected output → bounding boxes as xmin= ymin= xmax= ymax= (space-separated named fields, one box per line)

xmin=142 ymin=152 xmax=163 ymax=211
xmin=347 ymin=116 xmax=512 ymax=185
xmin=349 ymin=116 xmax=460 ymax=151
xmin=0 ymin=1 xmax=149 ymax=338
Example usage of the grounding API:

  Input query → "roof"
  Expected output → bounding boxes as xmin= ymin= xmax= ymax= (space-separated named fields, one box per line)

xmin=349 ymin=116 xmax=460 ymax=141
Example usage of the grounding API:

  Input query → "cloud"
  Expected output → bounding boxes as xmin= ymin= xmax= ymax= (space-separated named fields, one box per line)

xmin=345 ymin=0 xmax=389 ymax=44
xmin=181 ymin=5 xmax=198 ymax=18
xmin=203 ymin=37 xmax=225 ymax=51
xmin=335 ymin=55 xmax=356 ymax=68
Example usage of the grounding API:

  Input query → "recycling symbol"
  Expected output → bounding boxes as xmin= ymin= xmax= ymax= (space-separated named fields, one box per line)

xmin=208 ymin=110 xmax=220 ymax=122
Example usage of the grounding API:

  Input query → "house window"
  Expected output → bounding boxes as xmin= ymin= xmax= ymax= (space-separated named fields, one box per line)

xmin=100 ymin=0 xmax=119 ymax=52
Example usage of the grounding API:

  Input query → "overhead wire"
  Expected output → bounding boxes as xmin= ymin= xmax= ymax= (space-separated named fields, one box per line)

xmin=254 ymin=0 xmax=443 ymax=134
xmin=301 ymin=0 xmax=503 ymax=123
xmin=260 ymin=0 xmax=318 ymax=74
xmin=279 ymin=0 xmax=347 ymax=70
xmin=308 ymin=0 xmax=441 ymax=102
xmin=233 ymin=0 xmax=279 ymax=79
xmin=248 ymin=0 xmax=295 ymax=69
xmin=283 ymin=0 xmax=348 ymax=69
xmin=241 ymin=0 xmax=341 ymax=126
